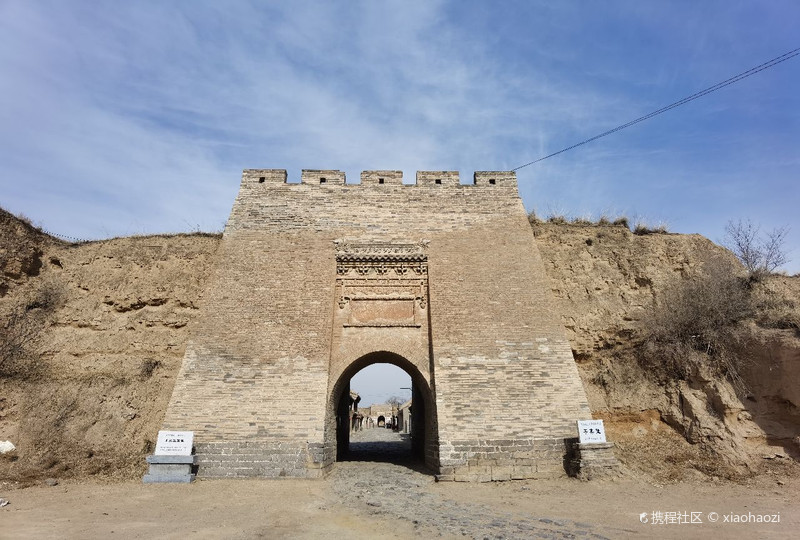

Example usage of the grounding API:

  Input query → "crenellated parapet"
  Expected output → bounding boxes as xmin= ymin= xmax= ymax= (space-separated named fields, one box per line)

xmin=416 ymin=171 xmax=460 ymax=186
xmin=240 ymin=169 xmax=517 ymax=188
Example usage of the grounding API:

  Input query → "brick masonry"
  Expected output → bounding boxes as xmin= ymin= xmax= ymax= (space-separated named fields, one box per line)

xmin=159 ymin=168 xmax=593 ymax=480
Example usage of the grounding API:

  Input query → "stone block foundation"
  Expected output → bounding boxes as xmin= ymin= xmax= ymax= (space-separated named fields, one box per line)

xmin=568 ymin=442 xmax=623 ymax=480
xmin=436 ymin=438 xmax=571 ymax=482
xmin=193 ymin=441 xmax=334 ymax=479
xmin=142 ymin=455 xmax=196 ymax=483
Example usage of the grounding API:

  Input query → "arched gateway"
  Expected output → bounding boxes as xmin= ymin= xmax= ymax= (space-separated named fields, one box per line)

xmin=330 ymin=351 xmax=435 ymax=466
xmin=158 ymin=169 xmax=592 ymax=481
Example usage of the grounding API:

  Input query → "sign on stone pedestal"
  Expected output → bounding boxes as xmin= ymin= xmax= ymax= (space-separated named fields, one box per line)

xmin=577 ymin=419 xmax=607 ymax=444
xmin=143 ymin=431 xmax=195 ymax=484
xmin=571 ymin=420 xmax=621 ymax=480
xmin=154 ymin=431 xmax=193 ymax=455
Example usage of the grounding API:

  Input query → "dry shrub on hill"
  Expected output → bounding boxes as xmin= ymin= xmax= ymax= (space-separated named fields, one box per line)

xmin=724 ymin=219 xmax=789 ymax=282
xmin=754 ymin=288 xmax=799 ymax=332
xmin=637 ymin=257 xmax=753 ymax=392
xmin=0 ymin=278 xmax=65 ymax=380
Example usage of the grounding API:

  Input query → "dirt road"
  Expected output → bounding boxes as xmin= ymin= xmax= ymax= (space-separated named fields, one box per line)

xmin=3 ymin=430 xmax=798 ymax=539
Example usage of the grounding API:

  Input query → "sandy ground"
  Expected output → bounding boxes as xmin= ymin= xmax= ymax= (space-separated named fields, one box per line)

xmin=3 ymin=430 xmax=798 ymax=539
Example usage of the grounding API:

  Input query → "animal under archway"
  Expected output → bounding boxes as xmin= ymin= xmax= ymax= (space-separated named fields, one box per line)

xmin=326 ymin=351 xmax=437 ymax=471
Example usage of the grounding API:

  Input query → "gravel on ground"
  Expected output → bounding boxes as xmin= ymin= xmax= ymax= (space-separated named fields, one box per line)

xmin=2 ymin=429 xmax=797 ymax=539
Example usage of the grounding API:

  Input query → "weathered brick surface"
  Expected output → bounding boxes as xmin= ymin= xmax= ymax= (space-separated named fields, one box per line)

xmin=160 ymin=169 xmax=592 ymax=479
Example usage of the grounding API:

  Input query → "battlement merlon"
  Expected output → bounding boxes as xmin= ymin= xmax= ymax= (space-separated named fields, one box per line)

xmin=473 ymin=171 xmax=516 ymax=187
xmin=361 ymin=170 xmax=403 ymax=185
xmin=245 ymin=169 xmax=287 ymax=184
xmin=302 ymin=169 xmax=347 ymax=185
xmin=239 ymin=169 xmax=517 ymax=188
xmin=416 ymin=171 xmax=460 ymax=186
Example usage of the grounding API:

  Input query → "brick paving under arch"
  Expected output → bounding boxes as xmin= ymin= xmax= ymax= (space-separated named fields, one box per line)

xmin=340 ymin=427 xmax=418 ymax=465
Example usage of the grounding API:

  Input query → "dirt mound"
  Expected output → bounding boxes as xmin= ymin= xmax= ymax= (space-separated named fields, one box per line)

xmin=533 ymin=220 xmax=800 ymax=482
xmin=0 ymin=209 xmax=57 ymax=297
xmin=1 ymin=211 xmax=220 ymax=484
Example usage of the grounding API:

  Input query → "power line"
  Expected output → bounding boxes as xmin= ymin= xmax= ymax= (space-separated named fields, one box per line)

xmin=41 ymin=229 xmax=91 ymax=243
xmin=512 ymin=47 xmax=800 ymax=172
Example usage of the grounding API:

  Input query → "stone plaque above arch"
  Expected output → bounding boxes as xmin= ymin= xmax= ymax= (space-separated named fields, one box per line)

xmin=334 ymin=240 xmax=429 ymax=327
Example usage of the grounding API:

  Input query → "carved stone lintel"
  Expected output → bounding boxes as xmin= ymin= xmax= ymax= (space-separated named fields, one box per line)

xmin=335 ymin=240 xmax=430 ymax=319
xmin=334 ymin=240 xmax=429 ymax=262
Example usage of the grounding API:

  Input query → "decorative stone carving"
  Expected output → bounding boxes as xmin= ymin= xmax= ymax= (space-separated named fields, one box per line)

xmin=334 ymin=240 xmax=429 ymax=262
xmin=334 ymin=240 xmax=429 ymax=327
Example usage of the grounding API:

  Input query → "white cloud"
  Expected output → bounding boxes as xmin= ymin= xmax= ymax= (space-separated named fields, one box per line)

xmin=0 ymin=0 xmax=798 ymax=270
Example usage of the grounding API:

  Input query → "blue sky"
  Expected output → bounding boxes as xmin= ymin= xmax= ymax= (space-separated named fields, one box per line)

xmin=2 ymin=1 xmax=797 ymax=404
xmin=351 ymin=363 xmax=411 ymax=408
xmin=1 ymin=1 xmax=798 ymax=271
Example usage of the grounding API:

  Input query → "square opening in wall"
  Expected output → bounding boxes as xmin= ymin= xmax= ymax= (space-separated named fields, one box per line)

xmin=435 ymin=179 xmax=442 ymax=184
xmin=258 ymin=177 xmax=265 ymax=183
xmin=379 ymin=178 xmax=384 ymax=184
xmin=320 ymin=177 xmax=327 ymax=184
xmin=489 ymin=178 xmax=496 ymax=185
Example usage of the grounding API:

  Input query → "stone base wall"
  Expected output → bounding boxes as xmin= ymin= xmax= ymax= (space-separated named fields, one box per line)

xmin=436 ymin=438 xmax=570 ymax=482
xmin=568 ymin=442 xmax=622 ymax=480
xmin=194 ymin=441 xmax=335 ymax=479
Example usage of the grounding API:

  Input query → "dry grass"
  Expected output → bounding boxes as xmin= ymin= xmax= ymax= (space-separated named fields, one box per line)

xmin=0 ymin=279 xmax=65 ymax=380
xmin=528 ymin=210 xmax=632 ymax=229
xmin=637 ymin=257 xmax=753 ymax=392
xmin=139 ymin=358 xmax=161 ymax=379
xmin=633 ymin=222 xmax=669 ymax=235
xmin=604 ymin=414 xmax=746 ymax=483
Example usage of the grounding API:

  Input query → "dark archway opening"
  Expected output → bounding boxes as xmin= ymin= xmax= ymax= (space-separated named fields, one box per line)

xmin=330 ymin=353 xmax=434 ymax=470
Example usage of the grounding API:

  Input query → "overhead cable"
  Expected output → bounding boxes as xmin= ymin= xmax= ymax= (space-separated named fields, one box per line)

xmin=512 ymin=47 xmax=800 ymax=171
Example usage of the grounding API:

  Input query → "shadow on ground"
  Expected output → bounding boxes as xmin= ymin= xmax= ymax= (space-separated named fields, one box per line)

xmin=340 ymin=429 xmax=430 ymax=474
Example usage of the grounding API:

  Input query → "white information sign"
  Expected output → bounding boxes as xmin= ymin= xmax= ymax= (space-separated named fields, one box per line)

xmin=577 ymin=420 xmax=607 ymax=444
xmin=155 ymin=430 xmax=194 ymax=456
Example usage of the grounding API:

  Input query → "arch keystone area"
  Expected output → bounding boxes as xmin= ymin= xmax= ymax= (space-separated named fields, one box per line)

xmin=157 ymin=168 xmax=592 ymax=481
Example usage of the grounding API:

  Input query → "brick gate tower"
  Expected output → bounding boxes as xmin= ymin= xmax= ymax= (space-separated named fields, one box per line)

xmin=158 ymin=169 xmax=592 ymax=480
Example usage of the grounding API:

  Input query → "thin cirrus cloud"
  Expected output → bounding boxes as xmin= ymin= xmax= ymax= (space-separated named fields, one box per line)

xmin=0 ymin=1 xmax=798 ymax=270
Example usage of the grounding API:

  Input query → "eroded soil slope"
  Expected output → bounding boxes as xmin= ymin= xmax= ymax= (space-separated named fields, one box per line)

xmin=534 ymin=221 xmax=800 ymax=481
xmin=1 ymin=209 xmax=219 ymax=482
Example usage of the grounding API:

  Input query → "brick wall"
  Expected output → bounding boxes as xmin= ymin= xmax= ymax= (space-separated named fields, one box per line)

xmin=160 ymin=169 xmax=591 ymax=480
